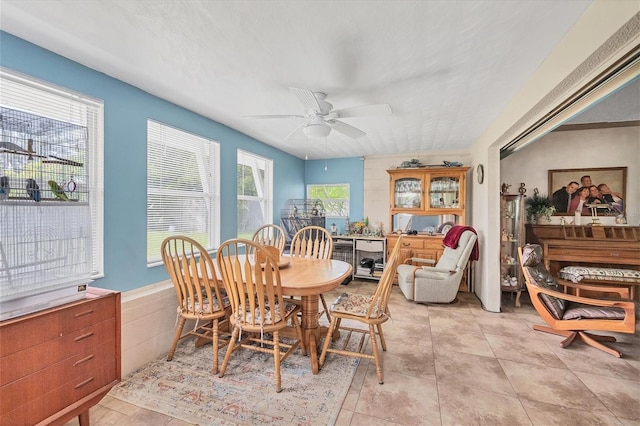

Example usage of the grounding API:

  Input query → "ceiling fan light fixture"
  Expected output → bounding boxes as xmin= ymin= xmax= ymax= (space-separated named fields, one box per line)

xmin=303 ymin=122 xmax=331 ymax=139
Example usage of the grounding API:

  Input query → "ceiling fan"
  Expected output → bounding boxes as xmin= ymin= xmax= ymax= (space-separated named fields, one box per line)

xmin=246 ymin=87 xmax=392 ymax=140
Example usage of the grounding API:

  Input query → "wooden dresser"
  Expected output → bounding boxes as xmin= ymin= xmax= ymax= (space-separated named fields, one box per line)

xmin=0 ymin=287 xmax=121 ymax=426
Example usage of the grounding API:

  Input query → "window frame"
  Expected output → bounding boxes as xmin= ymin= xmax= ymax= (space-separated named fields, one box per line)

xmin=147 ymin=120 xmax=220 ymax=266
xmin=237 ymin=149 xmax=273 ymax=239
xmin=0 ymin=67 xmax=105 ymax=278
xmin=306 ymin=183 xmax=350 ymax=218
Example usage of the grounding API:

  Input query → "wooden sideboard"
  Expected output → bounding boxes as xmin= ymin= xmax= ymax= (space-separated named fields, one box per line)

xmin=0 ymin=287 xmax=121 ymax=426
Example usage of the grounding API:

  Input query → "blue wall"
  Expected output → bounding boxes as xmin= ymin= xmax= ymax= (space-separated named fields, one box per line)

xmin=305 ymin=157 xmax=364 ymax=233
xmin=0 ymin=31 xmax=306 ymax=292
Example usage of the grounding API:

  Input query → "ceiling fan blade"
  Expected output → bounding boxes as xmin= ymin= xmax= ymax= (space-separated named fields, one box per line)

xmin=333 ymin=103 xmax=392 ymax=118
xmin=328 ymin=119 xmax=366 ymax=139
xmin=289 ymin=87 xmax=322 ymax=113
xmin=244 ymin=114 xmax=304 ymax=119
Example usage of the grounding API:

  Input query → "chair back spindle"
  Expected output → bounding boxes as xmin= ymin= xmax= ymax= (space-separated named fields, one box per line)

xmin=290 ymin=226 xmax=333 ymax=259
xmin=252 ymin=224 xmax=286 ymax=255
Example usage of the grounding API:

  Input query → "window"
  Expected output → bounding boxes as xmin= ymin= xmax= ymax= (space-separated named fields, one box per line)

xmin=307 ymin=184 xmax=350 ymax=218
xmin=0 ymin=67 xmax=104 ymax=278
xmin=147 ymin=120 xmax=220 ymax=265
xmin=237 ymin=150 xmax=272 ymax=239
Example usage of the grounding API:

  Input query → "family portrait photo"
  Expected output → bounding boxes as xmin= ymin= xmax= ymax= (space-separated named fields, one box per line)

xmin=548 ymin=167 xmax=626 ymax=215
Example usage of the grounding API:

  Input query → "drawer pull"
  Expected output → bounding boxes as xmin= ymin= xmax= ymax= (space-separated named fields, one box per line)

xmin=74 ymin=332 xmax=95 ymax=342
xmin=610 ymin=252 xmax=620 ymax=256
xmin=73 ymin=354 xmax=95 ymax=366
xmin=402 ymin=243 xmax=411 ymax=247
xmin=75 ymin=377 xmax=94 ymax=389
xmin=74 ymin=309 xmax=95 ymax=319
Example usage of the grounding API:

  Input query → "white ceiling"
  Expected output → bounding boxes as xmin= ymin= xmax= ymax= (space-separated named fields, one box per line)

xmin=0 ymin=0 xmax=596 ymax=159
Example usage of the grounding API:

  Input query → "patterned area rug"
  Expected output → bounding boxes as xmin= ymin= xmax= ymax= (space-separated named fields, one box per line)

xmin=109 ymin=333 xmax=360 ymax=425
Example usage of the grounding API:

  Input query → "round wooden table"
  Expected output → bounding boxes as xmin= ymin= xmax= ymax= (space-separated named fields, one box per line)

xmin=215 ymin=255 xmax=352 ymax=374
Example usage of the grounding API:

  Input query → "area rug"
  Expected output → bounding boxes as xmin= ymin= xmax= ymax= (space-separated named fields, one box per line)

xmin=109 ymin=333 xmax=360 ymax=425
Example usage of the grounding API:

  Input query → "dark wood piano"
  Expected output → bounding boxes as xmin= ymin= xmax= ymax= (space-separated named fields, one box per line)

xmin=526 ymin=224 xmax=640 ymax=299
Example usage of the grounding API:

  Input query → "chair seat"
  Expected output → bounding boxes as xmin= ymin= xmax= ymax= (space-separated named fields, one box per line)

xmin=396 ymin=264 xmax=416 ymax=284
xmin=331 ymin=293 xmax=384 ymax=318
xmin=563 ymin=303 xmax=626 ymax=320
xmin=232 ymin=300 xmax=300 ymax=326
xmin=179 ymin=294 xmax=230 ymax=315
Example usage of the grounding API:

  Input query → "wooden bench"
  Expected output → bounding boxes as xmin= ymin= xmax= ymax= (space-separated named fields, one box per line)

xmin=558 ymin=266 xmax=640 ymax=300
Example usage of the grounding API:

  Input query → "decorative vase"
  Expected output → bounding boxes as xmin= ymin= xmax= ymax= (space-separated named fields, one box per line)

xmin=536 ymin=216 xmax=551 ymax=225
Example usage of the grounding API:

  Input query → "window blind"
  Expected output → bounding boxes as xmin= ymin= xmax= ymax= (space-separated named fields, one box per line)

xmin=147 ymin=120 xmax=220 ymax=265
xmin=0 ymin=67 xmax=105 ymax=278
xmin=237 ymin=149 xmax=272 ymax=238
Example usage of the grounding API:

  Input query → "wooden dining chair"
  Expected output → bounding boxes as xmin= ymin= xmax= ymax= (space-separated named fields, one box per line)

xmin=319 ymin=235 xmax=403 ymax=384
xmin=161 ymin=236 xmax=231 ymax=374
xmin=290 ymin=225 xmax=335 ymax=322
xmin=252 ymin=223 xmax=286 ymax=255
xmin=216 ymin=238 xmax=304 ymax=393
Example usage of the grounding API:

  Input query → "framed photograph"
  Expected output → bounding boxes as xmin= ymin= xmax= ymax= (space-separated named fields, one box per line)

xmin=548 ymin=167 xmax=627 ymax=215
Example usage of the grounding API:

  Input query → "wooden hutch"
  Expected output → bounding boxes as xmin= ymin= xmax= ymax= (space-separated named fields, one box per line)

xmin=386 ymin=167 xmax=470 ymax=286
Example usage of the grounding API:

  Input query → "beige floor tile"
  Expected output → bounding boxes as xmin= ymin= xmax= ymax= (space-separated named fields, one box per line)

xmin=475 ymin=314 xmax=539 ymax=339
xmin=354 ymin=368 xmax=440 ymax=425
xmin=335 ymin=408 xmax=355 ymax=426
xmin=520 ymin=397 xmax=623 ymax=425
xmin=380 ymin=338 xmax=435 ymax=378
xmin=575 ymin=370 xmax=640 ymax=420
xmin=382 ymin=317 xmax=433 ymax=344
xmin=350 ymin=411 xmax=405 ymax=425
xmin=434 ymin=350 xmax=515 ymax=396
xmin=438 ymin=381 xmax=532 ymax=426
xmin=432 ymin=327 xmax=496 ymax=358
xmin=341 ymin=359 xmax=369 ymax=411
xmin=427 ymin=308 xmax=483 ymax=334
xmin=546 ymin=339 xmax=640 ymax=380
xmin=500 ymin=359 xmax=612 ymax=414
xmin=387 ymin=302 xmax=430 ymax=323
xmin=484 ymin=332 xmax=566 ymax=368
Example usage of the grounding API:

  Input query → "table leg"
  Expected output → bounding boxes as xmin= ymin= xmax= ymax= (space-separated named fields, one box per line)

xmin=300 ymin=295 xmax=330 ymax=374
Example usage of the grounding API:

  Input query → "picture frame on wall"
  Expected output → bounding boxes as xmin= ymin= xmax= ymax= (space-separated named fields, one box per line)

xmin=548 ymin=166 xmax=627 ymax=215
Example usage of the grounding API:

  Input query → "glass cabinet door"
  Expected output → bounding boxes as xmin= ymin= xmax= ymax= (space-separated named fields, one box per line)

xmin=393 ymin=177 xmax=422 ymax=209
xmin=429 ymin=176 xmax=460 ymax=209
xmin=500 ymin=194 xmax=525 ymax=307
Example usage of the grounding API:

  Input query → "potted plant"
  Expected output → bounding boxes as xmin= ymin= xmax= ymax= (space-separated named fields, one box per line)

xmin=525 ymin=193 xmax=556 ymax=224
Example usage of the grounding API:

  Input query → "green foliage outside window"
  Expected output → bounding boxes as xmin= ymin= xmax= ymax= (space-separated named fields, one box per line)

xmin=307 ymin=184 xmax=350 ymax=218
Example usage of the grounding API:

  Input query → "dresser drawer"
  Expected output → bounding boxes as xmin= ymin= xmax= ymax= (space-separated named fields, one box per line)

xmin=0 ymin=289 xmax=120 ymax=426
xmin=1 ymin=318 xmax=116 ymax=386
xmin=0 ymin=296 xmax=116 ymax=357
xmin=1 ymin=339 xmax=117 ymax=416
xmin=397 ymin=238 xmax=425 ymax=249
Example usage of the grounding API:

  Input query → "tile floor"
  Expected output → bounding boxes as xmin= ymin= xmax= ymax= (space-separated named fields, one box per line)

xmin=66 ymin=281 xmax=639 ymax=425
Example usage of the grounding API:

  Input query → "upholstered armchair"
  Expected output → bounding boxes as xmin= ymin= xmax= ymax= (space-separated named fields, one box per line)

xmin=396 ymin=229 xmax=477 ymax=303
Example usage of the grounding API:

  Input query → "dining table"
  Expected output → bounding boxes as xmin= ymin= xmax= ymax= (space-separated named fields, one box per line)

xmin=214 ymin=255 xmax=352 ymax=374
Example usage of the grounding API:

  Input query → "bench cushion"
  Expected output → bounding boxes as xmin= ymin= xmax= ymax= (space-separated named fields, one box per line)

xmin=559 ymin=266 xmax=640 ymax=284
